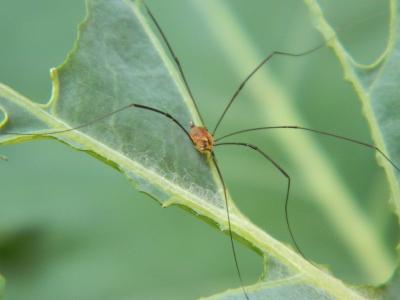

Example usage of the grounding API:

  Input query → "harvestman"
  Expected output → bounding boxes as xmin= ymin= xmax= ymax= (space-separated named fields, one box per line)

xmin=2 ymin=3 xmax=399 ymax=300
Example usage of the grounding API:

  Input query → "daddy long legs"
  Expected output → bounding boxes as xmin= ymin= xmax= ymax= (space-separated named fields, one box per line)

xmin=0 ymin=1 xmax=398 ymax=299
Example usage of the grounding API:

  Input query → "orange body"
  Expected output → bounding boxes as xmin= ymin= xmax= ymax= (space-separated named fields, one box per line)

xmin=189 ymin=125 xmax=214 ymax=154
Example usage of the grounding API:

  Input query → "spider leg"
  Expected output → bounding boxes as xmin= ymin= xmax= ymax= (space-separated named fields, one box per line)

xmin=1 ymin=103 xmax=194 ymax=145
xmin=215 ymin=125 xmax=400 ymax=172
xmin=144 ymin=2 xmax=204 ymax=125
xmin=212 ymin=43 xmax=327 ymax=136
xmin=214 ymin=142 xmax=305 ymax=259
xmin=211 ymin=151 xmax=250 ymax=300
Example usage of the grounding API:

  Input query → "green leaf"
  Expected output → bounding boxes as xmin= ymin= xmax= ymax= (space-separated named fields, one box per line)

xmin=0 ymin=0 xmax=232 ymax=221
xmin=0 ymin=0 xmax=219 ymax=208
xmin=304 ymin=0 xmax=400 ymax=295
xmin=0 ymin=0 xmax=398 ymax=299
xmin=304 ymin=0 xmax=400 ymax=225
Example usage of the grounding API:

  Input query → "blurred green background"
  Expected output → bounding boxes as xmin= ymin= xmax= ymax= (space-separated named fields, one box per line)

xmin=0 ymin=0 xmax=398 ymax=299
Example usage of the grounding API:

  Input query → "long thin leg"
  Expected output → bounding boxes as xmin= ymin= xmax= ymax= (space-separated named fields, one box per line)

xmin=2 ymin=103 xmax=194 ymax=145
xmin=211 ymin=8 xmax=387 ymax=137
xmin=143 ymin=2 xmax=204 ymax=125
xmin=215 ymin=125 xmax=400 ymax=172
xmin=211 ymin=151 xmax=250 ymax=300
xmin=211 ymin=43 xmax=328 ymax=136
xmin=214 ymin=142 xmax=305 ymax=259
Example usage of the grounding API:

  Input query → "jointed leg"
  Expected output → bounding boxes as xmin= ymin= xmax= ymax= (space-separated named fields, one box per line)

xmin=211 ymin=151 xmax=250 ymax=300
xmin=2 ymin=103 xmax=194 ymax=146
xmin=143 ymin=2 xmax=204 ymax=124
xmin=215 ymin=125 xmax=400 ymax=172
xmin=214 ymin=142 xmax=305 ymax=258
